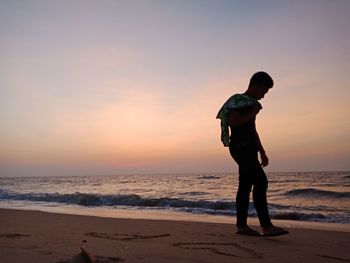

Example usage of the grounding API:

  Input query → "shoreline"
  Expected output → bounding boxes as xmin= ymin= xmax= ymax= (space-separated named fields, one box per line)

xmin=1 ymin=208 xmax=350 ymax=262
xmin=1 ymin=205 xmax=350 ymax=233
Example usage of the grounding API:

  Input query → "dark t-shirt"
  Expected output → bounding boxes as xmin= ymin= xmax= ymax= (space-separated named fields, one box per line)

xmin=229 ymin=106 xmax=258 ymax=150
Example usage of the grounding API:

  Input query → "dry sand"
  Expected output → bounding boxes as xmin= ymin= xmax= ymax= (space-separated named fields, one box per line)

xmin=0 ymin=208 xmax=349 ymax=263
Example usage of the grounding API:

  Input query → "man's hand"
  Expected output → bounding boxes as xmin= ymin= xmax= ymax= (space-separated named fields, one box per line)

xmin=260 ymin=152 xmax=269 ymax=167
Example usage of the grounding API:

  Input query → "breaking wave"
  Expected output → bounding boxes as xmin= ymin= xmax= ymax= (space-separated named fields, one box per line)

xmin=284 ymin=188 xmax=350 ymax=199
xmin=0 ymin=190 xmax=234 ymax=211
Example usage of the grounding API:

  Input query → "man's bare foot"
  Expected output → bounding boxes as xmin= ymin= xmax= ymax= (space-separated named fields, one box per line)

xmin=236 ymin=226 xmax=261 ymax=236
xmin=262 ymin=225 xmax=289 ymax=237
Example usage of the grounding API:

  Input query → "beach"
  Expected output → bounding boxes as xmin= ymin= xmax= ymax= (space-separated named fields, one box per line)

xmin=1 ymin=208 xmax=349 ymax=263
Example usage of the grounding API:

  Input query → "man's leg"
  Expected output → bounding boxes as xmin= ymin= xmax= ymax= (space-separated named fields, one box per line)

xmin=252 ymin=163 xmax=289 ymax=236
xmin=236 ymin=178 xmax=252 ymax=227
xmin=230 ymin=146 xmax=257 ymax=227
xmin=252 ymin=164 xmax=272 ymax=227
xmin=230 ymin=144 xmax=261 ymax=235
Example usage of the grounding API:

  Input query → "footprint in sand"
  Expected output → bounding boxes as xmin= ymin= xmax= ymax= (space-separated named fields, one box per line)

xmin=173 ymin=242 xmax=263 ymax=259
xmin=315 ymin=254 xmax=350 ymax=262
xmin=0 ymin=233 xmax=31 ymax=239
xmin=85 ymin=232 xmax=170 ymax=241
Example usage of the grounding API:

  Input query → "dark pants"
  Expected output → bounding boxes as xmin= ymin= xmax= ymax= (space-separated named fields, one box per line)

xmin=229 ymin=143 xmax=272 ymax=228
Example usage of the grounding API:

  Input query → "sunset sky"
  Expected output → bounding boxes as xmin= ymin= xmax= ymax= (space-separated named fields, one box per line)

xmin=1 ymin=0 xmax=350 ymax=177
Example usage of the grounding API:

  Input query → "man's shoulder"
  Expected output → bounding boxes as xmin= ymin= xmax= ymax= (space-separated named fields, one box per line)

xmin=227 ymin=94 xmax=254 ymax=109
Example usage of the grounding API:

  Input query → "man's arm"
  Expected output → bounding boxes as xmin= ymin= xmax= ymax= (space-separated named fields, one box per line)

xmin=255 ymin=130 xmax=269 ymax=167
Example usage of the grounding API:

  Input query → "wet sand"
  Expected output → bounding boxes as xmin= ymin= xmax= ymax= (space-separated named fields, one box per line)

xmin=0 ymin=208 xmax=349 ymax=263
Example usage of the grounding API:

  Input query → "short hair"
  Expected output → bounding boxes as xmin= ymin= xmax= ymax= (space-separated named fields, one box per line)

xmin=248 ymin=71 xmax=274 ymax=89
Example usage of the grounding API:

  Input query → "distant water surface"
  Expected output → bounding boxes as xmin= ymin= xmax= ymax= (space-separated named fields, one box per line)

xmin=0 ymin=171 xmax=349 ymax=224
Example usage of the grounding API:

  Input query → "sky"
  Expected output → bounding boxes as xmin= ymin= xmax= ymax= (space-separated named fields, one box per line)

xmin=1 ymin=0 xmax=350 ymax=177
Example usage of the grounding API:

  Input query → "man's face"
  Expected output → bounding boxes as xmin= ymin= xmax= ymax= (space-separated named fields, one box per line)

xmin=256 ymin=86 xmax=270 ymax=100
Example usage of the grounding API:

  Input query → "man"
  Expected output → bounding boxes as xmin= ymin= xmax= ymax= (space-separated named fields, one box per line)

xmin=217 ymin=71 xmax=289 ymax=236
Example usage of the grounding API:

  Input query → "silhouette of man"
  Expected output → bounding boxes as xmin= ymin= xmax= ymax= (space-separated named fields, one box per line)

xmin=217 ymin=71 xmax=289 ymax=236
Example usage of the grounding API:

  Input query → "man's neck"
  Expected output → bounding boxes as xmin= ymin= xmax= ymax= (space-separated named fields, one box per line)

xmin=244 ymin=90 xmax=258 ymax=100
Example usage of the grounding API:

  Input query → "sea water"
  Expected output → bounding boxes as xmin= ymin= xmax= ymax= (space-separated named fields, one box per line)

xmin=0 ymin=172 xmax=349 ymax=224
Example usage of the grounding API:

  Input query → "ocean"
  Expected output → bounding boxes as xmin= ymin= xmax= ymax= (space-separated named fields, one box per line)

xmin=0 ymin=171 xmax=349 ymax=224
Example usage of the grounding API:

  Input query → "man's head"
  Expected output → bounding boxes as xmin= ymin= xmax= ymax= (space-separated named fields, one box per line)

xmin=247 ymin=71 xmax=274 ymax=100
